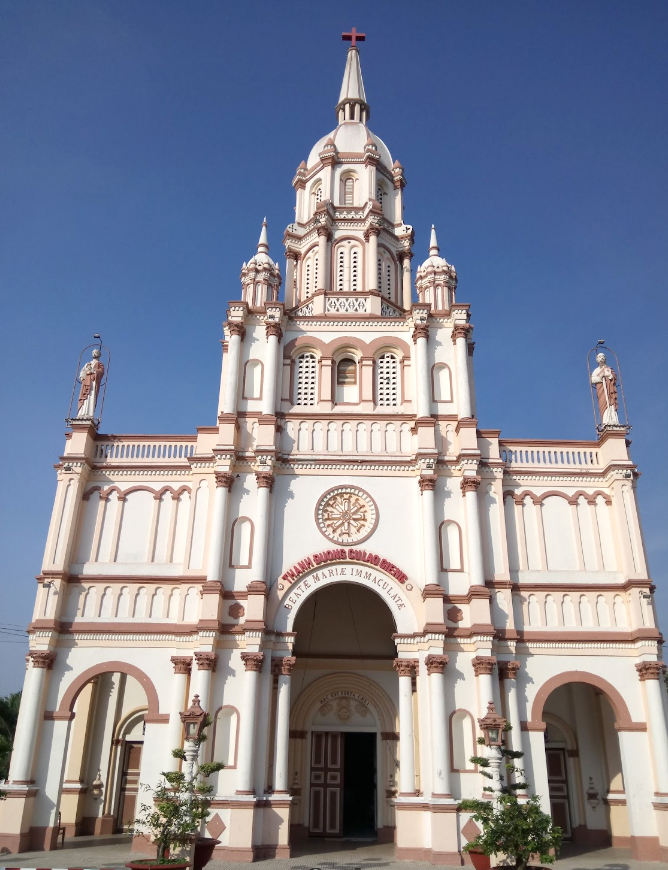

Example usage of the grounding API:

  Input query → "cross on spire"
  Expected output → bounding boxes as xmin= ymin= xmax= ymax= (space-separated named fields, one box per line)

xmin=342 ymin=27 xmax=366 ymax=48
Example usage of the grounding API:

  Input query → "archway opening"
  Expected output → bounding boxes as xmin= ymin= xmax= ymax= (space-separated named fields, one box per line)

xmin=289 ymin=584 xmax=397 ymax=848
xmin=541 ymin=682 xmax=628 ymax=852
xmin=58 ymin=671 xmax=150 ymax=841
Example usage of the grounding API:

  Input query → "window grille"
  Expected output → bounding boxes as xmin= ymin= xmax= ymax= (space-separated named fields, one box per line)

xmin=377 ymin=353 xmax=399 ymax=406
xmin=296 ymin=353 xmax=317 ymax=405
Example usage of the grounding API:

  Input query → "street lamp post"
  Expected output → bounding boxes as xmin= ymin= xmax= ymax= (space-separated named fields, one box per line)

xmin=478 ymin=701 xmax=507 ymax=797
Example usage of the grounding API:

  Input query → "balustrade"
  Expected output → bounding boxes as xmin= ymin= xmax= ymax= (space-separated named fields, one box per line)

xmin=93 ymin=437 xmax=196 ymax=464
xmin=500 ymin=441 xmax=599 ymax=469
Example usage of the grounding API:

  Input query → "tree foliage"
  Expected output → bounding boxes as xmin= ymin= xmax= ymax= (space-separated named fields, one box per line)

xmin=458 ymin=726 xmax=562 ymax=870
xmin=132 ymin=720 xmax=223 ymax=865
xmin=0 ymin=692 xmax=21 ymax=782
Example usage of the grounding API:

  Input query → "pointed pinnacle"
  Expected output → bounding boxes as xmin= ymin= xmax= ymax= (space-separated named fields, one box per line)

xmin=258 ymin=219 xmax=269 ymax=253
xmin=429 ymin=225 xmax=439 ymax=256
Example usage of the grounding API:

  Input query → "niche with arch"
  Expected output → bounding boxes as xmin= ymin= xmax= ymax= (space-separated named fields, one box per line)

xmin=440 ymin=521 xmax=463 ymax=571
xmin=432 ymin=363 xmax=453 ymax=403
xmin=243 ymin=359 xmax=263 ymax=400
xmin=212 ymin=706 xmax=239 ymax=768
xmin=230 ymin=517 xmax=254 ymax=568
xmin=450 ymin=709 xmax=476 ymax=772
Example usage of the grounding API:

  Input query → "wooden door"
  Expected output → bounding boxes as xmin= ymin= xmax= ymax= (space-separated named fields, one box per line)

xmin=546 ymin=748 xmax=571 ymax=838
xmin=117 ymin=741 xmax=143 ymax=832
xmin=309 ymin=732 xmax=343 ymax=836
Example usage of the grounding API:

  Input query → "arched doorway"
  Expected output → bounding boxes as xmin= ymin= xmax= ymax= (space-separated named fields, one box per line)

xmin=533 ymin=677 xmax=631 ymax=850
xmin=56 ymin=666 xmax=153 ymax=839
xmin=287 ymin=583 xmax=399 ymax=846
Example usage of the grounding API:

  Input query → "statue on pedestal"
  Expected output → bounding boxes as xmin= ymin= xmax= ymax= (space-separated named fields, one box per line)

xmin=590 ymin=352 xmax=619 ymax=427
xmin=77 ymin=348 xmax=105 ymax=418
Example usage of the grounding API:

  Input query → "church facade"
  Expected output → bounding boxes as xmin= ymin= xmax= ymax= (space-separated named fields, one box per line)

xmin=2 ymin=38 xmax=668 ymax=864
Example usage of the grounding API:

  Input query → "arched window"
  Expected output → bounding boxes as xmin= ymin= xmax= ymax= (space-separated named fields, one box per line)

xmin=335 ymin=242 xmax=363 ymax=292
xmin=310 ymin=182 xmax=323 ymax=215
xmin=377 ymin=250 xmax=395 ymax=300
xmin=295 ymin=353 xmax=317 ymax=405
xmin=440 ymin=521 xmax=463 ymax=571
xmin=376 ymin=353 xmax=399 ymax=406
xmin=230 ymin=517 xmax=253 ymax=568
xmin=376 ymin=184 xmax=383 ymax=206
xmin=335 ymin=357 xmax=358 ymax=404
xmin=301 ymin=249 xmax=318 ymax=300
xmin=243 ymin=359 xmax=263 ymax=400
xmin=342 ymin=176 xmax=355 ymax=206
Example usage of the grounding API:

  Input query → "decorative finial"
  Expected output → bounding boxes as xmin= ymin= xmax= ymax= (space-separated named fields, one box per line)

xmin=258 ymin=218 xmax=269 ymax=254
xmin=429 ymin=225 xmax=440 ymax=256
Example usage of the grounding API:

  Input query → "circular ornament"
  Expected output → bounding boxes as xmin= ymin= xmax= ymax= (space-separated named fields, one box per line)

xmin=315 ymin=485 xmax=378 ymax=545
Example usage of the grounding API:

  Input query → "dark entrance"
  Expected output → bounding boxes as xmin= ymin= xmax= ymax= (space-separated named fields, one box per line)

xmin=343 ymin=732 xmax=376 ymax=838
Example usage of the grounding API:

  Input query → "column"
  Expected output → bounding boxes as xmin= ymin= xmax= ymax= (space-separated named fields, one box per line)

xmin=393 ymin=658 xmax=418 ymax=795
xmin=167 ymin=657 xmax=192 ymax=770
xmin=419 ymin=476 xmax=440 ymax=586
xmin=366 ymin=228 xmax=379 ymax=292
xmin=472 ymin=656 xmax=496 ymax=718
xmin=250 ymin=472 xmax=273 ymax=583
xmin=499 ymin=661 xmax=524 ymax=779
xmin=452 ymin=323 xmax=472 ymax=418
xmin=237 ymin=652 xmax=264 ymax=794
xmin=461 ymin=477 xmax=485 ymax=586
xmin=412 ymin=323 xmax=430 ymax=418
xmin=284 ymin=252 xmax=297 ymax=308
xmin=425 ymin=655 xmax=451 ymax=797
xmin=400 ymin=252 xmax=413 ymax=310
xmin=192 ymin=652 xmax=217 ymax=715
xmin=272 ymin=656 xmax=296 ymax=793
xmin=9 ymin=651 xmax=55 ymax=783
xmin=637 ymin=662 xmax=668 ymax=792
xmin=262 ymin=323 xmax=283 ymax=417
xmin=222 ymin=322 xmax=245 ymax=415
xmin=317 ymin=227 xmax=329 ymax=292
xmin=206 ymin=473 xmax=234 ymax=582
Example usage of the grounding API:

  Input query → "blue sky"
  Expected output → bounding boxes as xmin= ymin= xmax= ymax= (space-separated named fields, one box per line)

xmin=1 ymin=1 xmax=667 ymax=694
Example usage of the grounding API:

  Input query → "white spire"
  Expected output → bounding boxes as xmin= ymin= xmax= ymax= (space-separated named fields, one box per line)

xmin=338 ymin=47 xmax=367 ymax=106
xmin=257 ymin=217 xmax=269 ymax=254
xmin=336 ymin=46 xmax=370 ymax=123
xmin=429 ymin=225 xmax=440 ymax=256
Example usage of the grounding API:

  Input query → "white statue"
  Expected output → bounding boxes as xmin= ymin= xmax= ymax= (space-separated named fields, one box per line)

xmin=77 ymin=348 xmax=105 ymax=418
xmin=591 ymin=352 xmax=619 ymax=426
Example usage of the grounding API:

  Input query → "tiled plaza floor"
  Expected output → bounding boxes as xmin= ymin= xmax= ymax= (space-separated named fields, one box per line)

xmin=0 ymin=836 xmax=662 ymax=870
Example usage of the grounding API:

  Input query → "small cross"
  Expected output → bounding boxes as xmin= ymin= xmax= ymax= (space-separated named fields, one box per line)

xmin=342 ymin=27 xmax=366 ymax=48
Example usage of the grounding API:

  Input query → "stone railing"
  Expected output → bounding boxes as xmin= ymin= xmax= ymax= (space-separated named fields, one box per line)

xmin=278 ymin=417 xmax=415 ymax=457
xmin=500 ymin=440 xmax=600 ymax=470
xmin=93 ymin=436 xmax=197 ymax=465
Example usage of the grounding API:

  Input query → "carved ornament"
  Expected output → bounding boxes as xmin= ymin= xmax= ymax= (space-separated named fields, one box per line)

xmin=265 ymin=323 xmax=283 ymax=342
xmin=472 ymin=656 xmax=496 ymax=677
xmin=214 ymin=472 xmax=234 ymax=491
xmin=30 ymin=650 xmax=56 ymax=670
xmin=271 ymin=656 xmax=296 ymax=676
xmin=498 ymin=660 xmax=521 ymax=681
xmin=255 ymin=471 xmax=275 ymax=492
xmin=226 ymin=322 xmax=247 ymax=341
xmin=636 ymin=661 xmax=666 ymax=681
xmin=451 ymin=323 xmax=471 ymax=344
xmin=241 ymin=652 xmax=265 ymax=672
xmin=418 ymin=476 xmax=437 ymax=494
xmin=425 ymin=654 xmax=449 ymax=675
xmin=171 ymin=656 xmax=192 ymax=675
xmin=194 ymin=652 xmax=218 ymax=672
xmin=460 ymin=476 xmax=482 ymax=495
xmin=316 ymin=485 xmax=378 ymax=545
xmin=393 ymin=658 xmax=419 ymax=678
xmin=446 ymin=606 xmax=464 ymax=623
xmin=412 ymin=324 xmax=429 ymax=343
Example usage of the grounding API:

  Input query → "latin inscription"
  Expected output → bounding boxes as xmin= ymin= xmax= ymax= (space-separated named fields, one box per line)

xmin=283 ymin=564 xmax=406 ymax=611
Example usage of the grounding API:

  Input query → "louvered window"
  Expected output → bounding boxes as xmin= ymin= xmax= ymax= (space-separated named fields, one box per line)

xmin=351 ymin=248 xmax=359 ymax=291
xmin=295 ymin=353 xmax=317 ymax=405
xmin=343 ymin=177 xmax=354 ymax=206
xmin=377 ymin=353 xmax=399 ymax=407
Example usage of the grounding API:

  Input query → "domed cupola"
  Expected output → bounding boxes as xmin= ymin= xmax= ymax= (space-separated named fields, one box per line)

xmin=240 ymin=219 xmax=282 ymax=310
xmin=415 ymin=226 xmax=458 ymax=312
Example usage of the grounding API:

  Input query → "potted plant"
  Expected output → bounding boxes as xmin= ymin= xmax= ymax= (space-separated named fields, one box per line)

xmin=129 ymin=711 xmax=223 ymax=870
xmin=459 ymin=710 xmax=562 ymax=870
